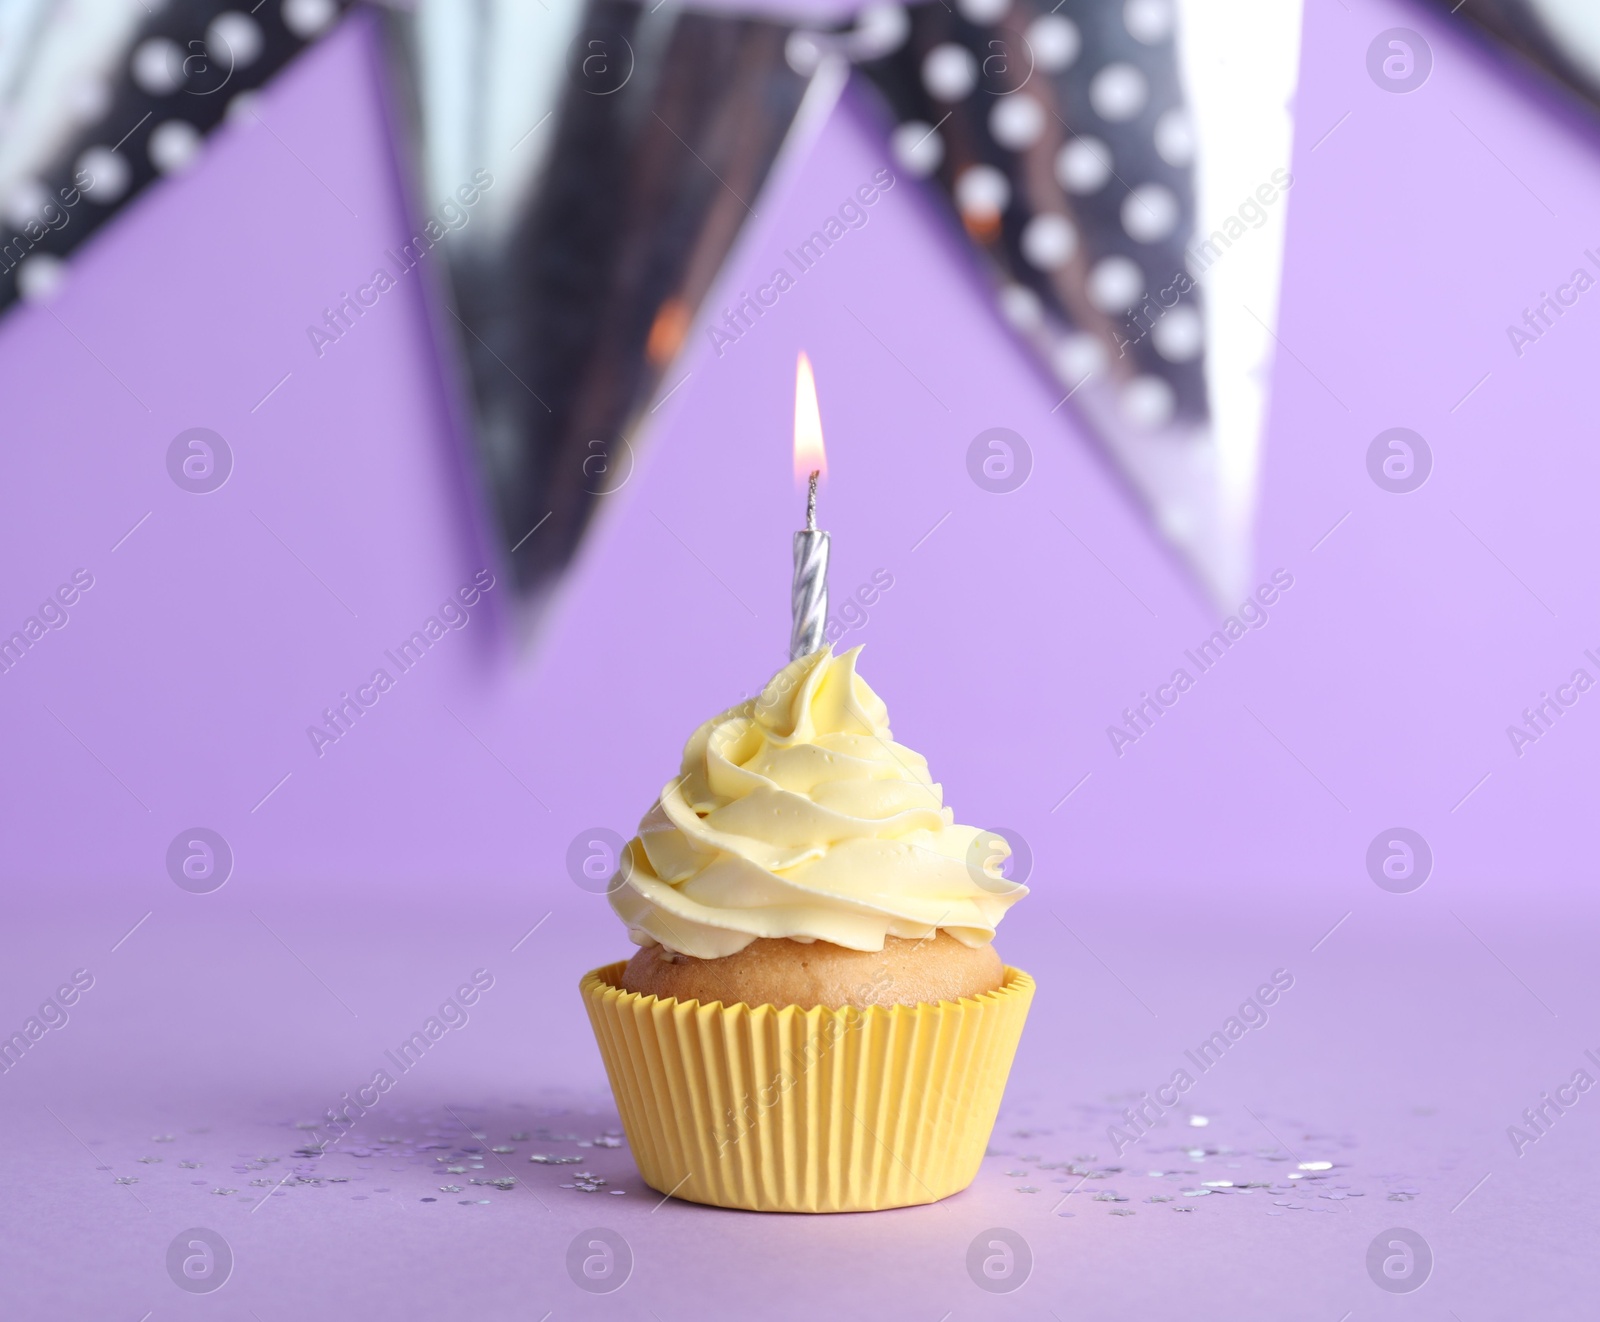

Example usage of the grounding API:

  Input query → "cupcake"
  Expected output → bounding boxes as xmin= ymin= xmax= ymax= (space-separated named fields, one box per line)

xmin=580 ymin=646 xmax=1032 ymax=1212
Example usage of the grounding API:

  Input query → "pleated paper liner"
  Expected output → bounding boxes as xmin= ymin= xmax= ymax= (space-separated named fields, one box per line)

xmin=580 ymin=961 xmax=1034 ymax=1213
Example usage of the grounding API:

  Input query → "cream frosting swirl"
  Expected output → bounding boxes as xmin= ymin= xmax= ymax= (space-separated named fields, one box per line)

xmin=608 ymin=646 xmax=1026 ymax=958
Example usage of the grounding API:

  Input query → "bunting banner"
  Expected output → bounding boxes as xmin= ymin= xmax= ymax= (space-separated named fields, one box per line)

xmin=2 ymin=0 xmax=1313 ymax=610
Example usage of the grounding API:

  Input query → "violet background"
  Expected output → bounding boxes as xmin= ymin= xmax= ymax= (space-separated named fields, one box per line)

xmin=2 ymin=0 xmax=1598 ymax=1317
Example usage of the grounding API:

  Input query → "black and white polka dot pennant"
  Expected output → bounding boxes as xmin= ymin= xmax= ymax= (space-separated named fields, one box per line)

xmin=858 ymin=0 xmax=1203 ymax=426
xmin=0 ymin=0 xmax=352 ymax=311
xmin=809 ymin=0 xmax=1288 ymax=603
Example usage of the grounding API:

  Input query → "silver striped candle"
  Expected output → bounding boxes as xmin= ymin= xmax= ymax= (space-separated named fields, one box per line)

xmin=790 ymin=471 xmax=830 ymax=660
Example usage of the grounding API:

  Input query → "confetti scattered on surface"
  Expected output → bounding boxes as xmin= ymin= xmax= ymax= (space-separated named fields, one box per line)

xmin=67 ymin=1100 xmax=1395 ymax=1230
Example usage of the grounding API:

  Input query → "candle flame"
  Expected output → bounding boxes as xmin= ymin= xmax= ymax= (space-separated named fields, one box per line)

xmin=793 ymin=350 xmax=827 ymax=485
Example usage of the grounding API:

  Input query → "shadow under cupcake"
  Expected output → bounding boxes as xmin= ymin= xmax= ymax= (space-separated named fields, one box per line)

xmin=580 ymin=647 xmax=1033 ymax=1213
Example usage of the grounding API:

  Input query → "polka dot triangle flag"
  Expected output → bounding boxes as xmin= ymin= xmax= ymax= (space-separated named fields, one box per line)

xmin=861 ymin=0 xmax=1204 ymax=429
xmin=797 ymin=0 xmax=1303 ymax=605
xmin=0 ymin=0 xmax=354 ymax=310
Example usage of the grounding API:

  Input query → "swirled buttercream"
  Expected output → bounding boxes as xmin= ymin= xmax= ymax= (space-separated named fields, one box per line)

xmin=608 ymin=647 xmax=1026 ymax=958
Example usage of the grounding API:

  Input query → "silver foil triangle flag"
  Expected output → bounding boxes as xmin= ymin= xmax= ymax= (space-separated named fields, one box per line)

xmin=379 ymin=0 xmax=843 ymax=615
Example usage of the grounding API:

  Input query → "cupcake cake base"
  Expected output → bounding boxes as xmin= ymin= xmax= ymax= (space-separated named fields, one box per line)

xmin=618 ymin=931 xmax=1005 ymax=1010
xmin=580 ymin=960 xmax=1034 ymax=1213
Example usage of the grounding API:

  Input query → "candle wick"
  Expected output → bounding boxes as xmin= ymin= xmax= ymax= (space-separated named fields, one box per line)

xmin=806 ymin=470 xmax=818 ymax=532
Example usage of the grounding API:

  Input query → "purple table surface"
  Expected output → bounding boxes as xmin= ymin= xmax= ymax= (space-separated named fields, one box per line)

xmin=3 ymin=0 xmax=1599 ymax=1318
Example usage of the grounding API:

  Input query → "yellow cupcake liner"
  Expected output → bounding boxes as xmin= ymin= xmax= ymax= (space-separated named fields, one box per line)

xmin=579 ymin=961 xmax=1034 ymax=1213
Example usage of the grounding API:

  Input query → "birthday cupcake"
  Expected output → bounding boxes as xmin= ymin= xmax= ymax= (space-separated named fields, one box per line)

xmin=579 ymin=646 xmax=1032 ymax=1212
